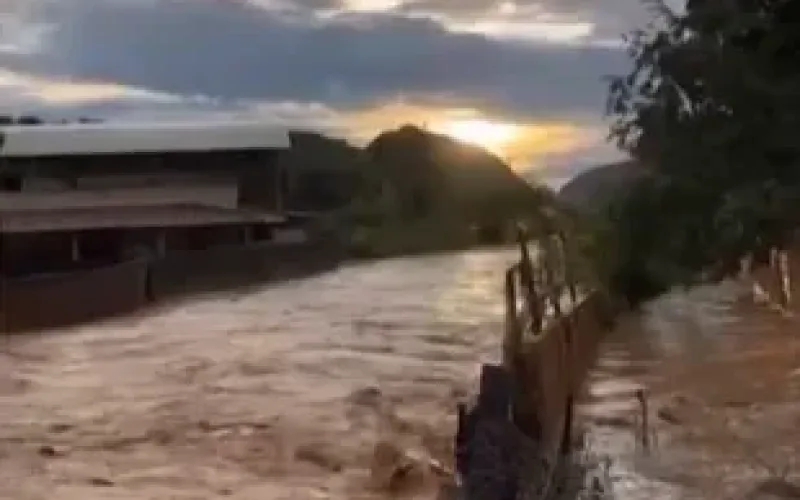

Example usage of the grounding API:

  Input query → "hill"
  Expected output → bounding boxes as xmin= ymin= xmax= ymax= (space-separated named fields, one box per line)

xmin=366 ymin=125 xmax=555 ymax=223
xmin=283 ymin=124 xmax=558 ymax=256
xmin=1 ymin=114 xmax=558 ymax=257
xmin=557 ymin=160 xmax=644 ymax=214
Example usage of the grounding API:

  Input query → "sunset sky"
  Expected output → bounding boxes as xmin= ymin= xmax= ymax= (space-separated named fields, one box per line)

xmin=0 ymin=0 xmax=680 ymax=185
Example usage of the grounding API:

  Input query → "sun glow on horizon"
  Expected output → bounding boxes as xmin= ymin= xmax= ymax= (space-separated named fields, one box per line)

xmin=434 ymin=118 xmax=520 ymax=155
xmin=345 ymin=100 xmax=590 ymax=170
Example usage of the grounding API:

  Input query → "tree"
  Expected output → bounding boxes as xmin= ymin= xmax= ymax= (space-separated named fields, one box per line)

xmin=604 ymin=0 xmax=800 ymax=299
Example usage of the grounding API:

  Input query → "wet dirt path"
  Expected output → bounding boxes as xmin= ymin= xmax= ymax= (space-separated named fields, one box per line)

xmin=581 ymin=280 xmax=800 ymax=499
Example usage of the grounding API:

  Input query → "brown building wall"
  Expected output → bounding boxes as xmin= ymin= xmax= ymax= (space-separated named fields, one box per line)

xmin=149 ymin=240 xmax=342 ymax=300
xmin=1 ymin=232 xmax=74 ymax=276
xmin=0 ymin=239 xmax=343 ymax=334
xmin=1 ymin=259 xmax=148 ymax=333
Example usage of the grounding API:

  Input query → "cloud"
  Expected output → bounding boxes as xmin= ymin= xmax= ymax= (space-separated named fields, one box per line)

xmin=322 ymin=0 xmax=684 ymax=43
xmin=395 ymin=0 xmax=656 ymax=33
xmin=0 ymin=0 xmax=627 ymax=123
xmin=530 ymin=130 xmax=625 ymax=187
xmin=0 ymin=0 xmax=645 ymax=183
xmin=0 ymin=68 xmax=345 ymax=134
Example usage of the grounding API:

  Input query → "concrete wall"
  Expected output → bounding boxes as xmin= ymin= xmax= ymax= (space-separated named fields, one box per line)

xmin=0 ymin=240 xmax=343 ymax=333
xmin=513 ymin=292 xmax=613 ymax=450
xmin=148 ymin=240 xmax=342 ymax=299
xmin=0 ymin=259 xmax=148 ymax=333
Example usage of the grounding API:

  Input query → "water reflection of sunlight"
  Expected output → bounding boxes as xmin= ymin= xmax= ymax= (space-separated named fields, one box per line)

xmin=432 ymin=249 xmax=517 ymax=325
xmin=639 ymin=282 xmax=745 ymax=358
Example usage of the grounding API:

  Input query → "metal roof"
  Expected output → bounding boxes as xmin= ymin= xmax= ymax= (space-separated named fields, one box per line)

xmin=0 ymin=204 xmax=285 ymax=233
xmin=0 ymin=121 xmax=291 ymax=158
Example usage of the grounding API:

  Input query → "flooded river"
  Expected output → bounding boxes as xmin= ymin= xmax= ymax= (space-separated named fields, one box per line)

xmin=0 ymin=250 xmax=515 ymax=500
xmin=1 ymin=249 xmax=799 ymax=499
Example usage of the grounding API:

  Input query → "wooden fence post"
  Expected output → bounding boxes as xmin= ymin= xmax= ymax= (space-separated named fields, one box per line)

xmin=778 ymin=248 xmax=791 ymax=309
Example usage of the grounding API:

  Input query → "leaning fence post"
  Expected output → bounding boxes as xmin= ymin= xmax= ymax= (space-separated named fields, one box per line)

xmin=503 ymin=265 xmax=523 ymax=372
xmin=778 ymin=248 xmax=791 ymax=309
xmin=558 ymin=231 xmax=578 ymax=306
xmin=516 ymin=224 xmax=543 ymax=333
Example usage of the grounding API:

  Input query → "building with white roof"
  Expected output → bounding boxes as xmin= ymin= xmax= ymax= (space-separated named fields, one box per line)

xmin=0 ymin=120 xmax=294 ymax=276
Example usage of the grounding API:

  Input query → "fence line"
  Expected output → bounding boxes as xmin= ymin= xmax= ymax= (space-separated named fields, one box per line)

xmin=457 ymin=227 xmax=611 ymax=500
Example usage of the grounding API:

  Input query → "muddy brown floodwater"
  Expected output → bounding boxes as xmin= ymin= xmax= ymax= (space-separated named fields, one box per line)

xmin=583 ymin=280 xmax=800 ymax=499
xmin=2 ymin=250 xmax=799 ymax=500
xmin=0 ymin=250 xmax=518 ymax=500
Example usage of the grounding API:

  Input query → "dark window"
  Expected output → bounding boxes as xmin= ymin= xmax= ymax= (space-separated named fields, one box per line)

xmin=0 ymin=175 xmax=22 ymax=192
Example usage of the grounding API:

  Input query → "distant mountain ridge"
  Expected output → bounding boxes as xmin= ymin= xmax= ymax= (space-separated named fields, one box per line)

xmin=0 ymin=114 xmax=557 ymax=254
xmin=557 ymin=159 xmax=644 ymax=214
xmin=286 ymin=124 xmax=556 ymax=216
xmin=366 ymin=125 xmax=554 ymax=220
xmin=282 ymin=124 xmax=559 ymax=255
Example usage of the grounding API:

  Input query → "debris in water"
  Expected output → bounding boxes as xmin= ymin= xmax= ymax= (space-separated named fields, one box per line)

xmin=37 ymin=444 xmax=67 ymax=458
xmin=370 ymin=439 xmax=428 ymax=494
xmin=88 ymin=477 xmax=115 ymax=487
xmin=347 ymin=386 xmax=384 ymax=408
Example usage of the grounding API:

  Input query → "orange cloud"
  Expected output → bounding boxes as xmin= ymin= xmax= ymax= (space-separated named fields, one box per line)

xmin=343 ymin=99 xmax=590 ymax=170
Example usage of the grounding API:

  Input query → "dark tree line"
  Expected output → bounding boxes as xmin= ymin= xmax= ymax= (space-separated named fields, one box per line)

xmin=0 ymin=115 xmax=102 ymax=125
xmin=601 ymin=0 xmax=800 ymax=302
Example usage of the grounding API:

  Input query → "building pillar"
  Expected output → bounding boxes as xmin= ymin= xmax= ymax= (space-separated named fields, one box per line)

xmin=156 ymin=231 xmax=166 ymax=257
xmin=274 ymin=164 xmax=284 ymax=213
xmin=70 ymin=232 xmax=81 ymax=262
xmin=243 ymin=225 xmax=253 ymax=245
xmin=0 ymin=234 xmax=6 ymax=334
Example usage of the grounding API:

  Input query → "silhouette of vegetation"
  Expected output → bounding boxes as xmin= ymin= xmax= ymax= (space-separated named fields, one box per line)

xmin=284 ymin=125 xmax=559 ymax=258
xmin=0 ymin=115 xmax=100 ymax=125
xmin=596 ymin=0 xmax=800 ymax=304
